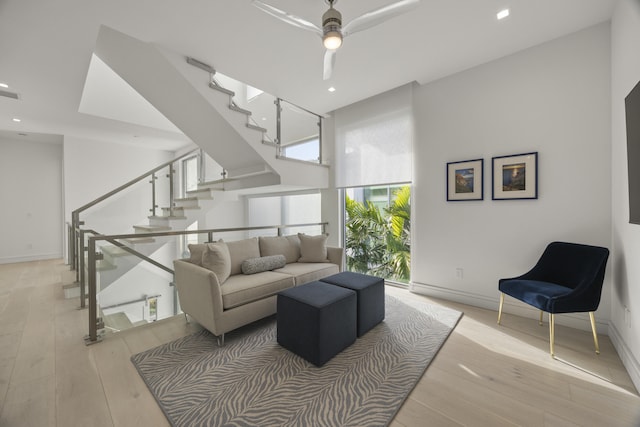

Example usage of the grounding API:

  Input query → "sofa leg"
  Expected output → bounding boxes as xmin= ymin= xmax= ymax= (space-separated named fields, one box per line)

xmin=184 ymin=313 xmax=190 ymax=324
xmin=216 ymin=334 xmax=225 ymax=347
xmin=497 ymin=293 xmax=505 ymax=324
xmin=589 ymin=312 xmax=600 ymax=354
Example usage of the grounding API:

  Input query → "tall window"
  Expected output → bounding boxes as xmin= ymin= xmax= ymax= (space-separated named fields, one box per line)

xmin=345 ymin=185 xmax=411 ymax=284
xmin=334 ymin=84 xmax=414 ymax=284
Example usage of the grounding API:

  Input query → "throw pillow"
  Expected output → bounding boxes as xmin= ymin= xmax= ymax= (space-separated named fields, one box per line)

xmin=241 ymin=255 xmax=286 ymax=275
xmin=188 ymin=243 xmax=207 ymax=266
xmin=298 ymin=233 xmax=329 ymax=263
xmin=226 ymin=237 xmax=261 ymax=275
xmin=259 ymin=235 xmax=301 ymax=264
xmin=201 ymin=241 xmax=231 ymax=283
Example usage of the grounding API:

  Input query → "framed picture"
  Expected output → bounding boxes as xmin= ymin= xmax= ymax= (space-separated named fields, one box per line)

xmin=446 ymin=158 xmax=484 ymax=201
xmin=492 ymin=152 xmax=538 ymax=200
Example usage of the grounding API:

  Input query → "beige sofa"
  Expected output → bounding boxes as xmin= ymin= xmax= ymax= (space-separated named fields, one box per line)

xmin=174 ymin=234 xmax=343 ymax=344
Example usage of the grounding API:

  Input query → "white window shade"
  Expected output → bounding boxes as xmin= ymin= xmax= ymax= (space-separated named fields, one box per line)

xmin=334 ymin=84 xmax=413 ymax=188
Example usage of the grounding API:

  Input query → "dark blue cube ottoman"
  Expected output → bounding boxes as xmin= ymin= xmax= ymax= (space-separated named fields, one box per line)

xmin=320 ymin=271 xmax=385 ymax=337
xmin=277 ymin=281 xmax=357 ymax=367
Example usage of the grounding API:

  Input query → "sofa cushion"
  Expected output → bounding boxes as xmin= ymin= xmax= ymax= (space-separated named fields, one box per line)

xmin=188 ymin=243 xmax=207 ymax=266
xmin=275 ymin=262 xmax=339 ymax=286
xmin=201 ymin=241 xmax=231 ymax=283
xmin=227 ymin=238 xmax=261 ymax=276
xmin=242 ymin=255 xmax=287 ymax=275
xmin=298 ymin=233 xmax=330 ymax=263
xmin=259 ymin=235 xmax=301 ymax=264
xmin=221 ymin=271 xmax=295 ymax=309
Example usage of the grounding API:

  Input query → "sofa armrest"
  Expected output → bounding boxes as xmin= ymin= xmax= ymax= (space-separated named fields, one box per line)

xmin=327 ymin=246 xmax=344 ymax=271
xmin=173 ymin=259 xmax=224 ymax=332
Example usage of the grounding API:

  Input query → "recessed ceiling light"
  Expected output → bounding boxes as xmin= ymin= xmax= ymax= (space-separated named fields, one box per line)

xmin=12 ymin=118 xmax=21 ymax=122
xmin=0 ymin=83 xmax=8 ymax=88
xmin=328 ymin=87 xmax=336 ymax=92
xmin=497 ymin=9 xmax=510 ymax=20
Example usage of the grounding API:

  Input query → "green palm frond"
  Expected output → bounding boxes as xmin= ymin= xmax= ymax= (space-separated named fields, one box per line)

xmin=345 ymin=186 xmax=411 ymax=283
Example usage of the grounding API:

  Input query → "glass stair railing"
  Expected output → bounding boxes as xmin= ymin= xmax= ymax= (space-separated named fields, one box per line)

xmin=186 ymin=57 xmax=324 ymax=164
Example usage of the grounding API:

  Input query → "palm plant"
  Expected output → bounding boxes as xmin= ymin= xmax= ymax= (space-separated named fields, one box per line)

xmin=345 ymin=186 xmax=411 ymax=282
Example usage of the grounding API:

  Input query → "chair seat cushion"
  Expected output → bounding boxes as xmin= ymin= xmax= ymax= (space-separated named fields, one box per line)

xmin=499 ymin=280 xmax=572 ymax=313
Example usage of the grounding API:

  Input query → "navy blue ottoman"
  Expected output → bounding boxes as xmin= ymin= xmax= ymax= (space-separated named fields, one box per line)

xmin=320 ymin=271 xmax=385 ymax=337
xmin=277 ymin=281 xmax=356 ymax=367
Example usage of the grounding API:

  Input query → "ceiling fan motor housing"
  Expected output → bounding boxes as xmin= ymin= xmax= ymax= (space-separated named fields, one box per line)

xmin=322 ymin=7 xmax=342 ymax=35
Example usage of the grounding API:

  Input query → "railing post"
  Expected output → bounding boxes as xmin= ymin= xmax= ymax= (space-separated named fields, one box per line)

xmin=168 ymin=164 xmax=175 ymax=217
xmin=318 ymin=116 xmax=323 ymax=164
xmin=86 ymin=237 xmax=99 ymax=343
xmin=71 ymin=211 xmax=79 ymax=272
xmin=150 ymin=173 xmax=157 ymax=217
xmin=198 ymin=149 xmax=205 ymax=185
xmin=275 ymin=98 xmax=282 ymax=157
xmin=79 ymin=229 xmax=87 ymax=308
xmin=66 ymin=223 xmax=72 ymax=266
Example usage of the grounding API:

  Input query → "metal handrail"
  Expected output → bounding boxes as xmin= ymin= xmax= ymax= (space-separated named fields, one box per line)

xmin=84 ymin=221 xmax=328 ymax=344
xmin=74 ymin=148 xmax=198 ymax=215
xmin=100 ymin=294 xmax=162 ymax=311
xmin=70 ymin=149 xmax=199 ymax=275
xmin=187 ymin=56 xmax=323 ymax=162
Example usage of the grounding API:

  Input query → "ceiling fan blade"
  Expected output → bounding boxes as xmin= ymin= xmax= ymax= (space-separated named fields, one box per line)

xmin=342 ymin=0 xmax=420 ymax=36
xmin=252 ymin=1 xmax=322 ymax=36
xmin=323 ymin=49 xmax=336 ymax=80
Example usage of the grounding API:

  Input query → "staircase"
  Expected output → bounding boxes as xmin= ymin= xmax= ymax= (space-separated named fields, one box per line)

xmin=75 ymin=26 xmax=333 ymax=340
xmin=94 ymin=24 xmax=329 ymax=193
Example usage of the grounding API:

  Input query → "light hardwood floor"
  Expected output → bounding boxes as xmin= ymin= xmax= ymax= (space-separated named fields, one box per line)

xmin=0 ymin=259 xmax=638 ymax=426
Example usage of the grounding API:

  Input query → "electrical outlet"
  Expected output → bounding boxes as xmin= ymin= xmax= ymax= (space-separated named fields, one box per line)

xmin=456 ymin=268 xmax=463 ymax=279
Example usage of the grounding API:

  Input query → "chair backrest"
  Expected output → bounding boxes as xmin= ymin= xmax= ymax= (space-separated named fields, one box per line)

xmin=530 ymin=241 xmax=609 ymax=291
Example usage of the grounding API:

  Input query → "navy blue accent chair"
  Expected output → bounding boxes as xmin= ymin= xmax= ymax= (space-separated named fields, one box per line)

xmin=497 ymin=241 xmax=609 ymax=357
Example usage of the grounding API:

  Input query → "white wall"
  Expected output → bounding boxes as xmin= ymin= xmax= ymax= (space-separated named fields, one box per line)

xmin=611 ymin=0 xmax=640 ymax=392
xmin=63 ymin=136 xmax=173 ymax=235
xmin=411 ymin=23 xmax=612 ymax=332
xmin=0 ymin=136 xmax=63 ymax=263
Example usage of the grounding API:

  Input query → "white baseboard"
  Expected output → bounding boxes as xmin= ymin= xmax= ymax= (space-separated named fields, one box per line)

xmin=0 ymin=253 xmax=62 ymax=265
xmin=609 ymin=323 xmax=640 ymax=393
xmin=410 ymin=281 xmax=609 ymax=334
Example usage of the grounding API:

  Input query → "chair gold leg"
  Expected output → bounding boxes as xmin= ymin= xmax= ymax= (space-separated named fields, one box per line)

xmin=497 ymin=293 xmax=505 ymax=324
xmin=589 ymin=312 xmax=600 ymax=354
xmin=539 ymin=310 xmax=543 ymax=326
xmin=549 ymin=313 xmax=555 ymax=357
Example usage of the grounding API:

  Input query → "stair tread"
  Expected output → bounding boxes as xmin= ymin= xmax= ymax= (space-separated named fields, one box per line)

xmin=103 ymin=312 xmax=133 ymax=330
xmin=148 ymin=215 xmax=188 ymax=220
xmin=229 ymin=104 xmax=252 ymax=115
xmin=246 ymin=123 xmax=267 ymax=132
xmin=133 ymin=225 xmax=172 ymax=231
xmin=208 ymin=82 xmax=234 ymax=96
xmin=101 ymin=245 xmax=131 ymax=257
xmin=124 ymin=237 xmax=156 ymax=244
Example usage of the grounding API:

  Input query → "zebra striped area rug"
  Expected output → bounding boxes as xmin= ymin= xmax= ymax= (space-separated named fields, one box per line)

xmin=131 ymin=295 xmax=462 ymax=427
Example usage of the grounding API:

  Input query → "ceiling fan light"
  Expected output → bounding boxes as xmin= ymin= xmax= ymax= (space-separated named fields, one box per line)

xmin=322 ymin=4 xmax=343 ymax=50
xmin=323 ymin=31 xmax=343 ymax=50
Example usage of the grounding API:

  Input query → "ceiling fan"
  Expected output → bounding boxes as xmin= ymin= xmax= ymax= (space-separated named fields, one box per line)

xmin=252 ymin=0 xmax=420 ymax=80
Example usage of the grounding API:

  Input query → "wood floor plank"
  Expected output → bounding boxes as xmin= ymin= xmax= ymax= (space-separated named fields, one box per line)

xmin=0 ymin=375 xmax=56 ymax=427
xmin=55 ymin=348 xmax=114 ymax=427
xmin=1 ymin=261 xmax=638 ymax=427
xmin=92 ymin=337 xmax=170 ymax=427
xmin=393 ymin=396 xmax=464 ymax=427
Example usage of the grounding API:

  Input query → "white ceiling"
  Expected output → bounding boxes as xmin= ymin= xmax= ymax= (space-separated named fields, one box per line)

xmin=0 ymin=0 xmax=618 ymax=150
